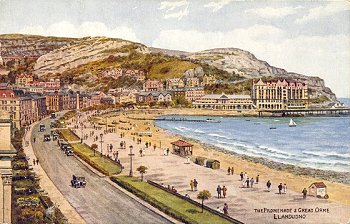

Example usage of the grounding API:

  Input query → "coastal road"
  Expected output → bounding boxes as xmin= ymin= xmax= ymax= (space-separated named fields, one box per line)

xmin=31 ymin=118 xmax=172 ymax=224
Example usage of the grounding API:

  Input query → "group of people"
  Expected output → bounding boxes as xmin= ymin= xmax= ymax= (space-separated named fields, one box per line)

xmin=216 ymin=185 xmax=228 ymax=198
xmin=216 ymin=203 xmax=229 ymax=215
xmin=239 ymin=172 xmax=259 ymax=188
xmin=189 ymin=179 xmax=199 ymax=191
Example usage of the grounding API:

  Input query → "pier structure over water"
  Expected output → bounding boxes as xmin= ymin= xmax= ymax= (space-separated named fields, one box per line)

xmin=258 ymin=108 xmax=350 ymax=117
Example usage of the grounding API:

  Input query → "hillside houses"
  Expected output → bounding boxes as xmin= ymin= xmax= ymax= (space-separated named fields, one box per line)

xmin=102 ymin=68 xmax=146 ymax=81
xmin=143 ymin=80 xmax=164 ymax=92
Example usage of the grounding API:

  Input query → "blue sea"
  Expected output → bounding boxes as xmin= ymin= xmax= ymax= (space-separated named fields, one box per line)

xmin=156 ymin=99 xmax=350 ymax=173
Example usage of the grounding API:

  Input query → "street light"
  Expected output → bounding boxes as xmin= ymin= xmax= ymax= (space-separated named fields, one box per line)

xmin=80 ymin=123 xmax=83 ymax=143
xmin=99 ymin=133 xmax=104 ymax=157
xmin=128 ymin=145 xmax=135 ymax=177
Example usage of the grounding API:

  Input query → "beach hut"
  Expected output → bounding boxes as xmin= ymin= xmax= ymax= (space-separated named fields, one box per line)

xmin=195 ymin=156 xmax=207 ymax=166
xmin=309 ymin=182 xmax=327 ymax=198
xmin=171 ymin=140 xmax=193 ymax=157
xmin=206 ymin=159 xmax=220 ymax=169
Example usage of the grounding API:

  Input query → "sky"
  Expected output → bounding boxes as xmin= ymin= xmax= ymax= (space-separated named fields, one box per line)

xmin=0 ymin=0 xmax=349 ymax=97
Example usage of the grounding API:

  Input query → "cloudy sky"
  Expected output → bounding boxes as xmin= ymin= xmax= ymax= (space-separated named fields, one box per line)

xmin=0 ymin=0 xmax=349 ymax=97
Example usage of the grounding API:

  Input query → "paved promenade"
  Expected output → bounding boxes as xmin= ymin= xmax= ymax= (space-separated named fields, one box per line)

xmin=70 ymin=111 xmax=350 ymax=224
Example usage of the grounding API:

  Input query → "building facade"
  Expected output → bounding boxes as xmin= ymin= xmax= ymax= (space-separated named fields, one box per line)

xmin=193 ymin=93 xmax=254 ymax=110
xmin=203 ymin=74 xmax=216 ymax=86
xmin=251 ymin=79 xmax=309 ymax=110
xmin=15 ymin=74 xmax=34 ymax=86
xmin=143 ymin=80 xmax=164 ymax=92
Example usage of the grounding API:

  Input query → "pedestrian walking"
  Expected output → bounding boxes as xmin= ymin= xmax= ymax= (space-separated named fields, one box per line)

xmin=217 ymin=185 xmax=222 ymax=198
xmin=36 ymin=159 xmax=39 ymax=165
xmin=250 ymin=178 xmax=254 ymax=188
xmin=240 ymin=172 xmax=243 ymax=181
xmin=283 ymin=183 xmax=287 ymax=194
xmin=190 ymin=180 xmax=194 ymax=191
xmin=267 ymin=180 xmax=272 ymax=192
xmin=33 ymin=137 xmax=36 ymax=143
xmin=153 ymin=144 xmax=156 ymax=151
xmin=227 ymin=167 xmax=231 ymax=175
xmin=246 ymin=178 xmax=250 ymax=188
xmin=231 ymin=166 xmax=234 ymax=175
xmin=256 ymin=174 xmax=259 ymax=184
xmin=222 ymin=185 xmax=227 ymax=198
xmin=33 ymin=159 xmax=36 ymax=166
xmin=278 ymin=183 xmax=283 ymax=194
xmin=302 ymin=188 xmax=307 ymax=199
xmin=223 ymin=203 xmax=228 ymax=215
xmin=193 ymin=179 xmax=198 ymax=191
xmin=166 ymin=148 xmax=170 ymax=156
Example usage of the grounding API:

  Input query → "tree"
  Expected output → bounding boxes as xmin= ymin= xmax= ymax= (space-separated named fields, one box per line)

xmin=197 ymin=190 xmax=211 ymax=213
xmin=136 ymin=165 xmax=148 ymax=181
xmin=91 ymin=144 xmax=98 ymax=156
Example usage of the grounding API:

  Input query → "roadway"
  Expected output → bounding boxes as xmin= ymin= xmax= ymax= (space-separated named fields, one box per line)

xmin=31 ymin=117 xmax=172 ymax=224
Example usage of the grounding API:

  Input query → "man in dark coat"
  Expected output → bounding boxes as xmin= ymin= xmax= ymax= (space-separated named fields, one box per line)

xmin=278 ymin=183 xmax=283 ymax=194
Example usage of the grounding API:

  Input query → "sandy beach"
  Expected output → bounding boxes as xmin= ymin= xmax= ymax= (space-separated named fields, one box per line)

xmin=70 ymin=108 xmax=350 ymax=223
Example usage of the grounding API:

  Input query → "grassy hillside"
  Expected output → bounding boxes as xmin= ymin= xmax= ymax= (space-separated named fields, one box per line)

xmin=149 ymin=60 xmax=198 ymax=80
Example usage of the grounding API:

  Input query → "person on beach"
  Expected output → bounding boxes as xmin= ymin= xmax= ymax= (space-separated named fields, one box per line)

xmin=246 ymin=178 xmax=250 ymax=188
xmin=256 ymin=174 xmax=259 ymax=184
xmin=193 ymin=179 xmax=198 ymax=191
xmin=231 ymin=166 xmax=234 ymax=175
xmin=217 ymin=185 xmax=222 ymax=198
xmin=278 ymin=183 xmax=283 ymax=194
xmin=283 ymin=183 xmax=287 ymax=194
xmin=267 ymin=180 xmax=271 ymax=192
xmin=240 ymin=172 xmax=244 ymax=181
xmin=190 ymin=180 xmax=194 ymax=191
xmin=250 ymin=178 xmax=254 ymax=188
xmin=302 ymin=188 xmax=307 ymax=199
xmin=223 ymin=203 xmax=228 ymax=215
xmin=227 ymin=167 xmax=231 ymax=175
xmin=222 ymin=185 xmax=227 ymax=198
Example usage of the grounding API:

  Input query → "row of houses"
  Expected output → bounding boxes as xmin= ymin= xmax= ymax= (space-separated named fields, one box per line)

xmin=144 ymin=74 xmax=217 ymax=92
xmin=102 ymin=68 xmax=146 ymax=81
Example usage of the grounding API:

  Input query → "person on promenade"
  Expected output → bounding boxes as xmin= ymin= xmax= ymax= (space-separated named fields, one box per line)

xmin=250 ymin=178 xmax=254 ymax=188
xmin=222 ymin=185 xmax=227 ymax=198
xmin=33 ymin=159 xmax=36 ymax=166
xmin=216 ymin=207 xmax=222 ymax=213
xmin=223 ymin=203 xmax=228 ymax=215
xmin=153 ymin=144 xmax=156 ymax=151
xmin=231 ymin=166 xmax=234 ymax=175
xmin=267 ymin=180 xmax=272 ymax=192
xmin=193 ymin=179 xmax=198 ymax=191
xmin=246 ymin=178 xmax=250 ymax=188
xmin=244 ymin=172 xmax=247 ymax=180
xmin=240 ymin=172 xmax=244 ymax=181
xmin=278 ymin=183 xmax=283 ymax=194
xmin=190 ymin=180 xmax=194 ymax=191
xmin=217 ymin=185 xmax=222 ymax=198
xmin=36 ymin=159 xmax=39 ymax=165
xmin=227 ymin=167 xmax=231 ymax=175
xmin=283 ymin=183 xmax=287 ymax=194
xmin=302 ymin=188 xmax=307 ymax=199
xmin=166 ymin=148 xmax=170 ymax=155
xmin=33 ymin=137 xmax=36 ymax=143
xmin=256 ymin=174 xmax=259 ymax=184
xmin=242 ymin=179 xmax=246 ymax=188
xmin=139 ymin=149 xmax=143 ymax=157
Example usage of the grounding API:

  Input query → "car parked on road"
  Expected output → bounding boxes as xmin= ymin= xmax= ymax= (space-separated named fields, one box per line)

xmin=43 ymin=134 xmax=51 ymax=142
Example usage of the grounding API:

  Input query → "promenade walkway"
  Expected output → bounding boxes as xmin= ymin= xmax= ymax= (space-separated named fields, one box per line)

xmin=68 ymin=111 xmax=350 ymax=224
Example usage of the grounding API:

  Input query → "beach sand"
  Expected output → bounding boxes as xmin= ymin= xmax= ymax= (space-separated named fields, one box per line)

xmin=72 ymin=108 xmax=350 ymax=223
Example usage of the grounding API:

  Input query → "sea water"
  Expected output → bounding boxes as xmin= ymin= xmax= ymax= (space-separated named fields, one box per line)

xmin=156 ymin=105 xmax=350 ymax=173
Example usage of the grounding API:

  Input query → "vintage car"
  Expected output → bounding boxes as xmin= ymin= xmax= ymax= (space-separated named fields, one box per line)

xmin=64 ymin=146 xmax=74 ymax=156
xmin=43 ymin=134 xmax=51 ymax=142
xmin=71 ymin=175 xmax=86 ymax=188
xmin=60 ymin=141 xmax=69 ymax=150
xmin=39 ymin=124 xmax=45 ymax=132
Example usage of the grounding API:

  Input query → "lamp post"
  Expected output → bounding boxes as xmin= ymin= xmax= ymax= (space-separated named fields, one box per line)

xmin=99 ymin=133 xmax=104 ymax=157
xmin=105 ymin=116 xmax=108 ymax=132
xmin=128 ymin=145 xmax=135 ymax=177
xmin=80 ymin=123 xmax=83 ymax=143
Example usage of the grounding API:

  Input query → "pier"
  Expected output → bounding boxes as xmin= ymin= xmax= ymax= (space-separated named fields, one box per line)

xmin=258 ymin=108 xmax=350 ymax=117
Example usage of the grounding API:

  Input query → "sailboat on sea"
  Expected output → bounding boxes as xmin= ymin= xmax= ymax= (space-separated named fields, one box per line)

xmin=289 ymin=118 xmax=297 ymax=127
